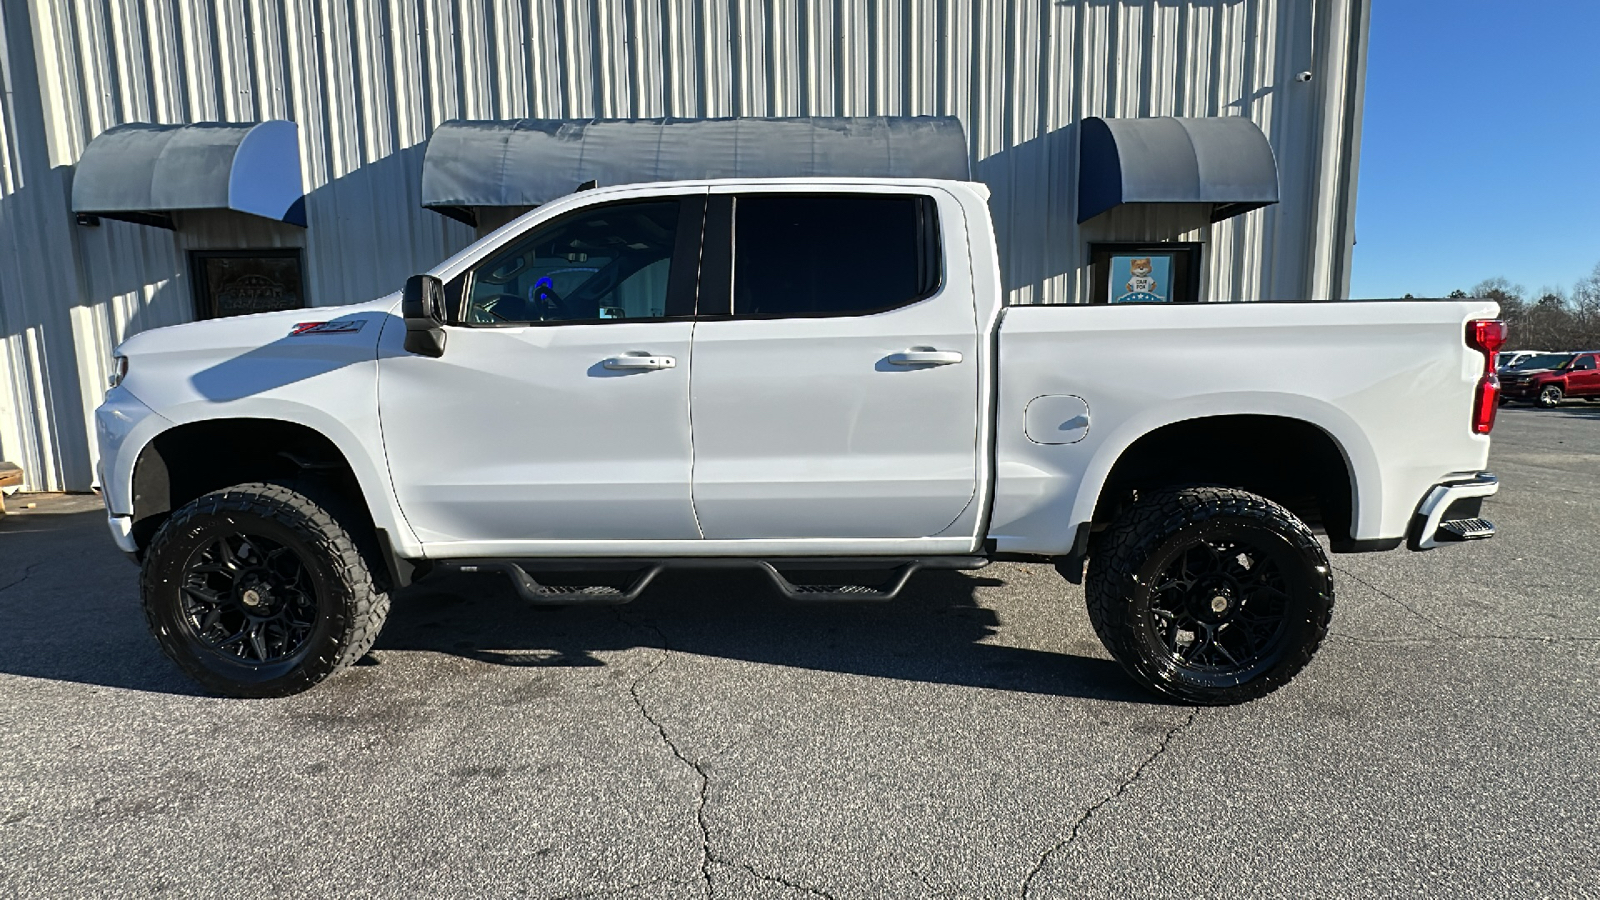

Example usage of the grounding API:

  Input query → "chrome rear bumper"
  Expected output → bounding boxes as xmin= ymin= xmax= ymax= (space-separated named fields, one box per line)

xmin=1408 ymin=472 xmax=1499 ymax=551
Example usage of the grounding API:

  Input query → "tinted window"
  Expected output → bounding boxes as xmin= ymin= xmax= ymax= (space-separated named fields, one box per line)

xmin=1574 ymin=355 xmax=1598 ymax=371
xmin=466 ymin=200 xmax=683 ymax=324
xmin=732 ymin=195 xmax=939 ymax=317
xmin=1508 ymin=353 xmax=1572 ymax=371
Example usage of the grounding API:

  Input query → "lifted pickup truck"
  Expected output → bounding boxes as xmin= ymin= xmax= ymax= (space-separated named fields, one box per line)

xmin=1500 ymin=351 xmax=1600 ymax=407
xmin=97 ymin=178 xmax=1506 ymax=703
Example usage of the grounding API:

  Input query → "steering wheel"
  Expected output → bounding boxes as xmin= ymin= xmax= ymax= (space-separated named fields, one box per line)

xmin=529 ymin=284 xmax=564 ymax=319
xmin=470 ymin=285 xmax=567 ymax=323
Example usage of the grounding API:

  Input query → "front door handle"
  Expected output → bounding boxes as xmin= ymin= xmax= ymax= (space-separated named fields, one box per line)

xmin=887 ymin=349 xmax=963 ymax=367
xmin=602 ymin=352 xmax=676 ymax=370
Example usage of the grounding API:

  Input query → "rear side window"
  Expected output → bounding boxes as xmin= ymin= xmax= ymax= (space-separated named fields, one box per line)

xmin=731 ymin=194 xmax=940 ymax=317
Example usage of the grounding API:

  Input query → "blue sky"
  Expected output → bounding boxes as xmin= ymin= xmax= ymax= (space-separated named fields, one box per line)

xmin=1349 ymin=1 xmax=1600 ymax=299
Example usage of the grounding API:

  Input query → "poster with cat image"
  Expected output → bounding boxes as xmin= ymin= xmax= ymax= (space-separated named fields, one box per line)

xmin=1109 ymin=254 xmax=1171 ymax=303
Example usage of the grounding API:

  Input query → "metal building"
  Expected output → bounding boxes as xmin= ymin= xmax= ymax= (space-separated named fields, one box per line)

xmin=0 ymin=0 xmax=1369 ymax=492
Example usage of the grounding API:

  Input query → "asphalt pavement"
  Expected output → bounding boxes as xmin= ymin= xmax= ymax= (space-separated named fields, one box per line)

xmin=1 ymin=405 xmax=1596 ymax=899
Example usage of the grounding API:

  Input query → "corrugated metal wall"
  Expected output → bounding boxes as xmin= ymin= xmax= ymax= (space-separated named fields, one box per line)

xmin=0 ymin=0 xmax=1368 ymax=491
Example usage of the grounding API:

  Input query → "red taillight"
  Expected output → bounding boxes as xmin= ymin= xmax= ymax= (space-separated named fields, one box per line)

xmin=1466 ymin=318 xmax=1506 ymax=434
xmin=1472 ymin=373 xmax=1500 ymax=434
xmin=1467 ymin=319 xmax=1508 ymax=357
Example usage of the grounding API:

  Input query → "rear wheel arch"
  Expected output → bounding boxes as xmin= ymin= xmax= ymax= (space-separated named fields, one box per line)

xmin=1083 ymin=414 xmax=1360 ymax=551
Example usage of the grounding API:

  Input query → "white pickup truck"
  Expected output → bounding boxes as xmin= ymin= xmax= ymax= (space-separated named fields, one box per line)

xmin=96 ymin=178 xmax=1506 ymax=703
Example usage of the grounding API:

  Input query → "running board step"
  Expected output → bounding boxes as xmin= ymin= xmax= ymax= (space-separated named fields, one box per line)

xmin=450 ymin=562 xmax=663 ymax=605
xmin=756 ymin=562 xmax=920 ymax=602
xmin=1436 ymin=517 xmax=1496 ymax=542
xmin=434 ymin=556 xmax=987 ymax=605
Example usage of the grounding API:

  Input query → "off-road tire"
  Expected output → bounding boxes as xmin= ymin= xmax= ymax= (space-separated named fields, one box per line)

xmin=1538 ymin=385 xmax=1564 ymax=408
xmin=1085 ymin=486 xmax=1333 ymax=705
xmin=141 ymin=482 xmax=389 ymax=698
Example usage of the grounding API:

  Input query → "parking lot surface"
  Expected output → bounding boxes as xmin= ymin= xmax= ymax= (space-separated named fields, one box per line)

xmin=1 ymin=406 xmax=1597 ymax=899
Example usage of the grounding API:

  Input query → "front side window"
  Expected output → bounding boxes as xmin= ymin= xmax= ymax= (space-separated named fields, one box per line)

xmin=731 ymin=194 xmax=940 ymax=318
xmin=464 ymin=199 xmax=687 ymax=324
xmin=1574 ymin=355 xmax=1597 ymax=371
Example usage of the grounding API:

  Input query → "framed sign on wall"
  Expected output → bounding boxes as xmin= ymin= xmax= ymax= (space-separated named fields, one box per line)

xmin=190 ymin=250 xmax=307 ymax=319
xmin=1089 ymin=243 xmax=1202 ymax=304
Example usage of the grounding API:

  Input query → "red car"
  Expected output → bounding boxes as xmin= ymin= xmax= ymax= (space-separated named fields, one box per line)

xmin=1500 ymin=351 xmax=1600 ymax=407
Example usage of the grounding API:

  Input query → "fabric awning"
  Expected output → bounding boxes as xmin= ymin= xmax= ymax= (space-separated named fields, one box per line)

xmin=1077 ymin=116 xmax=1279 ymax=224
xmin=72 ymin=121 xmax=306 ymax=228
xmin=421 ymin=116 xmax=971 ymax=225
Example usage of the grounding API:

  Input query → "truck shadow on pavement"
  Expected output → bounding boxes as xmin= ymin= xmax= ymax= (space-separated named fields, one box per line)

xmin=375 ymin=567 xmax=1156 ymax=704
xmin=0 ymin=503 xmax=1149 ymax=703
xmin=0 ymin=507 xmax=214 ymax=697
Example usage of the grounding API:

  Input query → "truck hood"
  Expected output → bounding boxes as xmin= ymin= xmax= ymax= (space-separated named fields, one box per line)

xmin=111 ymin=293 xmax=402 ymax=410
xmin=116 ymin=294 xmax=400 ymax=358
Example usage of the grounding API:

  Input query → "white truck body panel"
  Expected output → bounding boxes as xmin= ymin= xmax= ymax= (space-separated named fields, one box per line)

xmin=98 ymin=298 xmax=417 ymax=553
xmin=990 ymin=300 xmax=1496 ymax=555
xmin=377 ymin=317 xmax=700 ymax=545
xmin=689 ymin=183 xmax=983 ymax=541
xmin=96 ymin=178 xmax=1497 ymax=565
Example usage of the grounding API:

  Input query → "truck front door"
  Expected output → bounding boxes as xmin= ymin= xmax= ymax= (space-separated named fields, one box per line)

xmin=378 ymin=192 xmax=707 ymax=548
xmin=688 ymin=188 xmax=981 ymax=540
xmin=1568 ymin=353 xmax=1600 ymax=397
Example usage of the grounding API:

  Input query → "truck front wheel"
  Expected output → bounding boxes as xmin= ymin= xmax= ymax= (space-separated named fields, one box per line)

xmin=1538 ymin=385 xmax=1564 ymax=408
xmin=1085 ymin=486 xmax=1333 ymax=705
xmin=140 ymin=483 xmax=390 ymax=698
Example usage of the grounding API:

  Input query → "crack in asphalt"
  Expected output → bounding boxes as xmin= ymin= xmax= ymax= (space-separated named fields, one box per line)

xmin=1332 ymin=566 xmax=1600 ymax=644
xmin=614 ymin=611 xmax=715 ymax=899
xmin=1019 ymin=711 xmax=1197 ymax=899
xmin=615 ymin=611 xmax=842 ymax=900
xmin=913 ymin=867 xmax=953 ymax=898
xmin=721 ymin=861 xmax=842 ymax=900
xmin=1332 ymin=565 xmax=1468 ymax=638
xmin=0 ymin=563 xmax=41 ymax=596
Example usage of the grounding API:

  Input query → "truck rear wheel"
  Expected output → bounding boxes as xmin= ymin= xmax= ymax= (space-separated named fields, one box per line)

xmin=141 ymin=483 xmax=389 ymax=698
xmin=1084 ymin=486 xmax=1333 ymax=705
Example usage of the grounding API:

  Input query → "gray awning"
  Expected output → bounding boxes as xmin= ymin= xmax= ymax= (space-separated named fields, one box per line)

xmin=1077 ymin=117 xmax=1279 ymax=224
xmin=72 ymin=121 xmax=306 ymax=228
xmin=421 ymin=116 xmax=971 ymax=225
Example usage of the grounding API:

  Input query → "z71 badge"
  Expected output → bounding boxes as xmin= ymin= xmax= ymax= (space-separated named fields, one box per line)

xmin=289 ymin=320 xmax=366 ymax=336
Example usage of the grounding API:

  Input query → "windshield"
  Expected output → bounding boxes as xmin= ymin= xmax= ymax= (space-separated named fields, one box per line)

xmin=1506 ymin=353 xmax=1573 ymax=371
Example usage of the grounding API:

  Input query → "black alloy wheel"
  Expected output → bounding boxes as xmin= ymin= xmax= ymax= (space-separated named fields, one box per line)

xmin=142 ymin=482 xmax=389 ymax=697
xmin=1143 ymin=534 xmax=1293 ymax=677
xmin=1086 ymin=486 xmax=1333 ymax=705
xmin=178 ymin=532 xmax=318 ymax=665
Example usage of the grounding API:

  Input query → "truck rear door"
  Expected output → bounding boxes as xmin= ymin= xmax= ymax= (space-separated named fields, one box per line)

xmin=687 ymin=186 xmax=981 ymax=539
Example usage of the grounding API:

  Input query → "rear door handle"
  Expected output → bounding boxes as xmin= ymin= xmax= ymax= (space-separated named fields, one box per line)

xmin=602 ymin=353 xmax=676 ymax=370
xmin=887 ymin=349 xmax=963 ymax=367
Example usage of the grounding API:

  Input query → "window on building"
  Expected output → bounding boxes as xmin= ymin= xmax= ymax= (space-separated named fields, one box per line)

xmin=464 ymin=199 xmax=687 ymax=324
xmin=731 ymin=194 xmax=941 ymax=318
xmin=1088 ymin=243 xmax=1202 ymax=304
xmin=191 ymin=250 xmax=306 ymax=319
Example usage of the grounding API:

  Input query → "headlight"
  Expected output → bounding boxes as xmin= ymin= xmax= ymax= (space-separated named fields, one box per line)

xmin=108 ymin=355 xmax=128 ymax=388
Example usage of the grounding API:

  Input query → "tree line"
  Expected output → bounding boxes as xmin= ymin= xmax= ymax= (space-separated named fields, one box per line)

xmin=1443 ymin=263 xmax=1600 ymax=351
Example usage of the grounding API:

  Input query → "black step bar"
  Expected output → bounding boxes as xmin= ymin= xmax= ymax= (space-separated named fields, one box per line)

xmin=433 ymin=556 xmax=988 ymax=605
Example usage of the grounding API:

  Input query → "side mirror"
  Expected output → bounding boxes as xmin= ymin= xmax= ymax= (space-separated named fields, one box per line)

xmin=401 ymin=274 xmax=447 ymax=358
